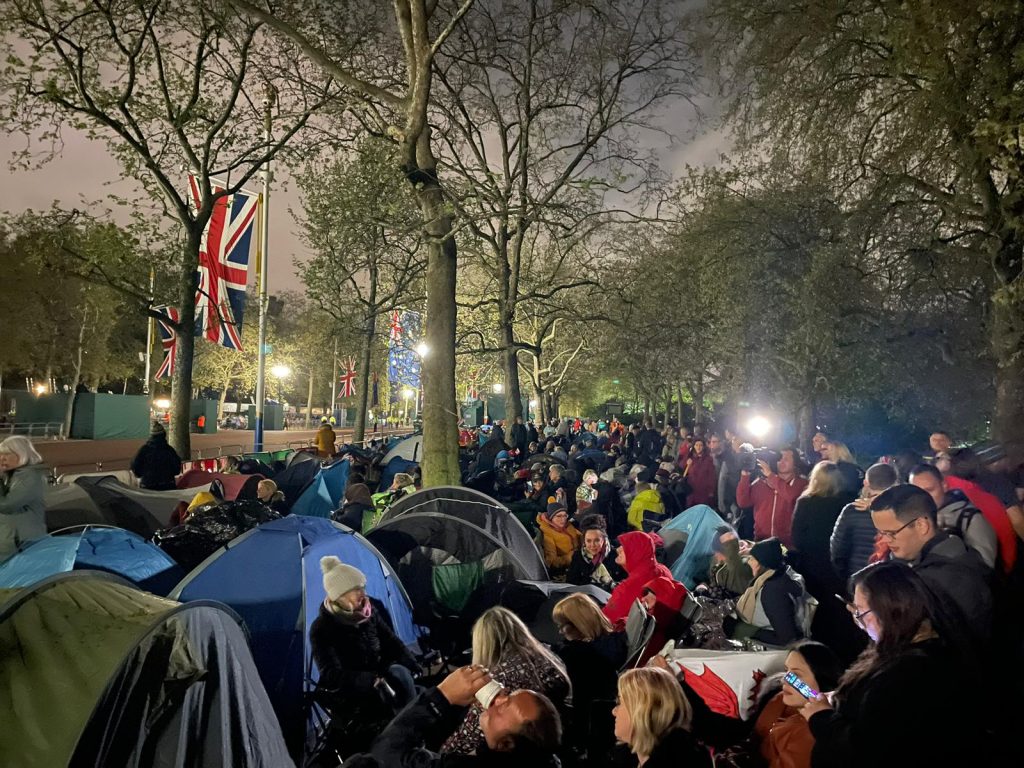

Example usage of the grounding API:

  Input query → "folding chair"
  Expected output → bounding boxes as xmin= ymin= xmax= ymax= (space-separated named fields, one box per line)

xmin=620 ymin=599 xmax=657 ymax=671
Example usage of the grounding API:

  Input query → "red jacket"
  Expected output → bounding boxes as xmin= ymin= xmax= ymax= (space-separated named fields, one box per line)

xmin=736 ymin=472 xmax=809 ymax=548
xmin=602 ymin=531 xmax=673 ymax=629
xmin=638 ymin=575 xmax=688 ymax=665
xmin=686 ymin=453 xmax=718 ymax=508
xmin=945 ymin=475 xmax=1017 ymax=573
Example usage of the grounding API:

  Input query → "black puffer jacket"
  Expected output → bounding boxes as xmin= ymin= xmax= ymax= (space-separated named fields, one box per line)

xmin=130 ymin=433 xmax=181 ymax=490
xmin=830 ymin=501 xmax=877 ymax=582
xmin=310 ymin=598 xmax=418 ymax=704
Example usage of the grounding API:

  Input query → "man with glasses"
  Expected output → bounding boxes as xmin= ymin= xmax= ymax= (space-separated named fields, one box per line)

xmin=870 ymin=484 xmax=992 ymax=650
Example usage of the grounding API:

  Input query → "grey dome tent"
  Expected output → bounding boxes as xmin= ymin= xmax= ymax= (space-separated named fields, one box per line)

xmin=382 ymin=432 xmax=423 ymax=463
xmin=0 ymin=571 xmax=292 ymax=768
xmin=44 ymin=477 xmax=200 ymax=536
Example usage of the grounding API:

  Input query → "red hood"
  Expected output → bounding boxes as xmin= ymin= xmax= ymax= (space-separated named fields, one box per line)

xmin=619 ymin=531 xmax=658 ymax=574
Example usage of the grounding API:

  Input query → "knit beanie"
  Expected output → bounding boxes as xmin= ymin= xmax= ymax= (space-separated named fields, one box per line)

xmin=151 ymin=420 xmax=166 ymax=435
xmin=749 ymin=537 xmax=785 ymax=571
xmin=545 ymin=497 xmax=567 ymax=519
xmin=321 ymin=556 xmax=367 ymax=601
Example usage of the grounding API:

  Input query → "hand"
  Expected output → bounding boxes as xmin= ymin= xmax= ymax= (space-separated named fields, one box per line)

xmin=647 ymin=654 xmax=671 ymax=671
xmin=738 ymin=539 xmax=752 ymax=555
xmin=437 ymin=665 xmax=492 ymax=707
xmin=799 ymin=694 xmax=832 ymax=720
xmin=756 ymin=459 xmax=773 ymax=478
xmin=853 ymin=496 xmax=872 ymax=511
xmin=686 ymin=458 xmax=693 ymax=467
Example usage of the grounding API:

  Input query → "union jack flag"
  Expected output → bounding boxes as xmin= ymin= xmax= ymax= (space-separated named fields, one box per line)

xmin=388 ymin=310 xmax=403 ymax=342
xmin=154 ymin=306 xmax=179 ymax=380
xmin=189 ymin=175 xmax=258 ymax=350
xmin=338 ymin=357 xmax=357 ymax=399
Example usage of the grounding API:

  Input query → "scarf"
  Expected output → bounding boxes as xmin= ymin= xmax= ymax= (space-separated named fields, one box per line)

xmin=582 ymin=540 xmax=613 ymax=587
xmin=324 ymin=596 xmax=373 ymax=626
xmin=736 ymin=569 xmax=776 ymax=625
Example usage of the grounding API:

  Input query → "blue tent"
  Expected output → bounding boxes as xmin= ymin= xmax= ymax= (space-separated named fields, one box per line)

xmin=379 ymin=456 xmax=418 ymax=492
xmin=661 ymin=504 xmax=729 ymax=589
xmin=0 ymin=526 xmax=183 ymax=595
xmin=290 ymin=459 xmax=350 ymax=518
xmin=170 ymin=515 xmax=418 ymax=757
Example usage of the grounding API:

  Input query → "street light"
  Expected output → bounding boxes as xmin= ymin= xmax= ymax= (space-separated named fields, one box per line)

xmin=154 ymin=398 xmax=171 ymax=410
xmin=415 ymin=342 xmax=429 ymax=358
xmin=34 ymin=384 xmax=47 ymax=396
xmin=401 ymin=388 xmax=413 ymax=424
xmin=746 ymin=414 xmax=772 ymax=440
xmin=493 ymin=383 xmax=503 ymax=394
xmin=270 ymin=364 xmax=291 ymax=379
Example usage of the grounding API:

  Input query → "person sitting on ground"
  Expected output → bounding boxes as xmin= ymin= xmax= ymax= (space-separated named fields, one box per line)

xmin=801 ymin=561 xmax=985 ymax=768
xmin=627 ymin=480 xmax=667 ymax=531
xmin=367 ymin=664 xmax=563 ymax=768
xmin=310 ymin=557 xmax=420 ymax=755
xmin=603 ymin=530 xmax=674 ymax=629
xmin=706 ymin=525 xmax=754 ymax=597
xmin=0 ymin=435 xmax=47 ymax=560
xmin=613 ymin=667 xmax=712 ymax=768
xmin=536 ymin=498 xmax=581 ymax=581
xmin=371 ymin=472 xmax=418 ymax=523
xmin=566 ymin=514 xmax=624 ymax=589
xmin=727 ymin=538 xmax=805 ymax=647
xmin=441 ymin=607 xmax=570 ymax=756
xmin=638 ymin=575 xmax=690 ymax=665
xmin=334 ymin=482 xmax=375 ymax=530
xmin=130 ymin=421 xmax=182 ymax=491
xmin=315 ymin=417 xmax=337 ymax=458
xmin=831 ymin=462 xmax=900 ymax=581
xmin=256 ymin=478 xmax=286 ymax=513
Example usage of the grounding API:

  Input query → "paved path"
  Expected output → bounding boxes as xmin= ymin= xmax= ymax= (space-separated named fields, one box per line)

xmin=34 ymin=427 xmax=411 ymax=474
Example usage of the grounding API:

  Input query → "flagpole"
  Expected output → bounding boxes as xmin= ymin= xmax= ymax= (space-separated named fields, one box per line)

xmin=253 ymin=83 xmax=275 ymax=451
xmin=330 ymin=337 xmax=338 ymax=418
xmin=143 ymin=267 xmax=154 ymax=395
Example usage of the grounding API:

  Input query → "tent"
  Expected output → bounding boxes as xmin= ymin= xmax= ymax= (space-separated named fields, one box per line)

xmin=382 ymin=433 xmax=423 ymax=464
xmin=44 ymin=477 xmax=198 ymax=536
xmin=209 ymin=473 xmax=263 ymax=501
xmin=271 ymin=458 xmax=321 ymax=513
xmin=501 ymin=581 xmax=610 ymax=645
xmin=377 ymin=486 xmax=546 ymax=580
xmin=0 ymin=571 xmax=293 ymax=768
xmin=177 ymin=468 xmax=216 ymax=489
xmin=378 ymin=456 xmax=418 ymax=492
xmin=171 ymin=515 xmax=417 ymax=758
xmin=661 ymin=504 xmax=729 ymax=589
xmin=0 ymin=526 xmax=183 ymax=595
xmin=290 ymin=459 xmax=350 ymax=519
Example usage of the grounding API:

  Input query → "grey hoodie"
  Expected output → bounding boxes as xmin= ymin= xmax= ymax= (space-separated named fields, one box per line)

xmin=0 ymin=463 xmax=48 ymax=558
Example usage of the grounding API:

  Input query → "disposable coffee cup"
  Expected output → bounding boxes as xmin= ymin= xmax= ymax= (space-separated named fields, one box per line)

xmin=475 ymin=680 xmax=505 ymax=709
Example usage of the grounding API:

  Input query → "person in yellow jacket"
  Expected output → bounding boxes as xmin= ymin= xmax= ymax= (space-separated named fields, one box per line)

xmin=627 ymin=481 xmax=666 ymax=532
xmin=536 ymin=498 xmax=581 ymax=580
xmin=315 ymin=418 xmax=336 ymax=458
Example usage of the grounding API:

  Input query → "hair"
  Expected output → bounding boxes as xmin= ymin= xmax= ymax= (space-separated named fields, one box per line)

xmin=946 ymin=447 xmax=980 ymax=481
xmin=0 ymin=436 xmax=43 ymax=467
xmin=344 ymin=482 xmax=374 ymax=506
xmin=930 ymin=430 xmax=951 ymax=439
xmin=257 ymin=479 xmax=278 ymax=495
xmin=865 ymin=462 xmax=900 ymax=492
xmin=510 ymin=690 xmax=562 ymax=755
xmin=826 ymin=440 xmax=855 ymax=463
xmin=870 ymin=483 xmax=937 ymax=525
xmin=617 ymin=667 xmax=693 ymax=757
xmin=781 ymin=445 xmax=808 ymax=475
xmin=908 ymin=463 xmax=942 ymax=483
xmin=552 ymin=593 xmax=613 ymax=641
xmin=471 ymin=607 xmax=568 ymax=682
xmin=802 ymin=461 xmax=845 ymax=498
xmin=788 ymin=640 xmax=843 ymax=693
xmin=549 ymin=464 xmax=564 ymax=478
xmin=892 ymin=451 xmax=923 ymax=482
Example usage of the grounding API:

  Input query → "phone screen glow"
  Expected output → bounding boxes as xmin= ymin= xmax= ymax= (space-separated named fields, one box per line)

xmin=784 ymin=671 xmax=820 ymax=700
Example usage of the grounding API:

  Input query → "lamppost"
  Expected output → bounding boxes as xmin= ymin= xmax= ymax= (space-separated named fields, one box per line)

xmin=402 ymin=388 xmax=413 ymax=425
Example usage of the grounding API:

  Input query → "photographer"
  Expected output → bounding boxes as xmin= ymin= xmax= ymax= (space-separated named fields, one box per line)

xmin=736 ymin=447 xmax=808 ymax=548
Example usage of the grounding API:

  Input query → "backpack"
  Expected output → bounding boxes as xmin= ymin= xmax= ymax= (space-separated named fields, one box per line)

xmin=939 ymin=498 xmax=980 ymax=544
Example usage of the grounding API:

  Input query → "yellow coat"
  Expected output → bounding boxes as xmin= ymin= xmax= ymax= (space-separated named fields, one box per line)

xmin=627 ymin=487 xmax=666 ymax=531
xmin=536 ymin=514 xmax=581 ymax=572
xmin=315 ymin=425 xmax=336 ymax=457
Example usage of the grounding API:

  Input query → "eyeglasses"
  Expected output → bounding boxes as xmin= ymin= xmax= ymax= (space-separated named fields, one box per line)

xmin=847 ymin=603 xmax=875 ymax=629
xmin=875 ymin=517 xmax=921 ymax=540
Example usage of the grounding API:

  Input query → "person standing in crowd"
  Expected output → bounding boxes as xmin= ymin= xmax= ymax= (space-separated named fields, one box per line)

xmin=811 ymin=431 xmax=830 ymax=463
xmin=908 ymin=463 xmax=998 ymax=570
xmin=510 ymin=415 xmax=529 ymax=457
xmin=820 ymin=441 xmax=862 ymax=499
xmin=576 ymin=468 xmax=599 ymax=514
xmin=928 ymin=430 xmax=953 ymax=470
xmin=637 ymin=417 xmax=663 ymax=467
xmin=130 ymin=421 xmax=182 ymax=491
xmin=831 ymin=462 xmax=900 ymax=581
xmin=869 ymin=484 xmax=993 ymax=651
xmin=603 ymin=530 xmax=673 ymax=628
xmin=536 ymin=498 xmax=581 ymax=580
xmin=613 ymin=667 xmax=712 ymax=768
xmin=442 ymin=607 xmax=570 ymax=756
xmin=0 ymin=435 xmax=47 ymax=560
xmin=315 ymin=417 xmax=337 ymax=458
xmin=736 ymin=447 xmax=809 ymax=548
xmin=802 ymin=561 xmax=984 ymax=767
xmin=684 ymin=437 xmax=718 ymax=508
xmin=944 ymin=447 xmax=1018 ymax=574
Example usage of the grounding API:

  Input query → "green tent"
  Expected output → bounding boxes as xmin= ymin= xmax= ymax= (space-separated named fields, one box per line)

xmin=0 ymin=571 xmax=293 ymax=768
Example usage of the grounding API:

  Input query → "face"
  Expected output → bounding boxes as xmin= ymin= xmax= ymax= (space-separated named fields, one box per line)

xmin=693 ymin=440 xmax=705 ymax=455
xmin=612 ymin=693 xmax=633 ymax=746
xmin=910 ymin=472 xmax=946 ymax=509
xmin=549 ymin=467 xmax=558 ymax=482
xmin=929 ymin=433 xmax=952 ymax=454
xmin=615 ymin=545 xmax=627 ymax=567
xmin=0 ymin=452 xmax=21 ymax=471
xmin=782 ymin=651 xmax=821 ymax=708
xmin=584 ymin=530 xmax=605 ymax=556
xmin=851 ymin=583 xmax=882 ymax=643
xmin=777 ymin=450 xmax=795 ymax=475
xmin=532 ymin=479 xmax=544 ymax=491
xmin=332 ymin=586 xmax=367 ymax=612
xmin=821 ymin=443 xmax=834 ymax=460
xmin=748 ymin=555 xmax=761 ymax=577
xmin=551 ymin=510 xmax=569 ymax=529
xmin=870 ymin=507 xmax=930 ymax=561
xmin=708 ymin=436 xmax=722 ymax=454
xmin=812 ymin=433 xmax=827 ymax=452
xmin=480 ymin=690 xmax=536 ymax=751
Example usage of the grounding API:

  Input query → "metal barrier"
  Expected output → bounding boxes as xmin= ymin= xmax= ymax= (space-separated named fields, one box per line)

xmin=186 ymin=431 xmax=414 ymax=462
xmin=0 ymin=422 xmax=65 ymax=439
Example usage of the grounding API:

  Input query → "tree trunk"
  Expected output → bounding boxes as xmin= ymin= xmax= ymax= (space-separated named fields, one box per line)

xmin=353 ymin=311 xmax=376 ymax=444
xmin=676 ymin=384 xmax=685 ymax=426
xmin=797 ymin=400 xmax=815 ymax=450
xmin=63 ymin=306 xmax=89 ymax=438
xmin=992 ymin=277 xmax=1024 ymax=445
xmin=217 ymin=387 xmax=228 ymax=420
xmin=170 ymin=232 xmax=201 ymax=459
xmin=305 ymin=368 xmax=314 ymax=429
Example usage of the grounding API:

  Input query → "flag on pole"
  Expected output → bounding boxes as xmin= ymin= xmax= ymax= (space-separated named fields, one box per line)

xmin=371 ymin=371 xmax=380 ymax=408
xmin=466 ymin=369 xmax=479 ymax=401
xmin=154 ymin=306 xmax=179 ymax=380
xmin=387 ymin=310 xmax=421 ymax=395
xmin=338 ymin=357 xmax=357 ymax=399
xmin=188 ymin=175 xmax=258 ymax=350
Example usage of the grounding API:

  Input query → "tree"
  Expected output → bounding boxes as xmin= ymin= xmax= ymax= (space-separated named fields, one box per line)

xmin=296 ymin=140 xmax=425 ymax=442
xmin=0 ymin=0 xmax=336 ymax=455
xmin=705 ymin=0 xmax=1024 ymax=442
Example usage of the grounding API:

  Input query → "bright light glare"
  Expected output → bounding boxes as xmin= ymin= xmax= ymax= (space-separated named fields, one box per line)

xmin=493 ymin=383 xmax=504 ymax=393
xmin=415 ymin=342 xmax=429 ymax=358
xmin=271 ymin=364 xmax=292 ymax=379
xmin=746 ymin=415 xmax=772 ymax=440
xmin=529 ymin=400 xmax=538 ymax=408
xmin=154 ymin=398 xmax=172 ymax=409
xmin=34 ymin=384 xmax=47 ymax=395
xmin=402 ymin=388 xmax=413 ymax=399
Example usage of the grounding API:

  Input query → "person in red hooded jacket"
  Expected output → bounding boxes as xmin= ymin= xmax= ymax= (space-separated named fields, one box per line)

xmin=736 ymin=448 xmax=808 ymax=549
xmin=638 ymin=576 xmax=689 ymax=665
xmin=602 ymin=531 xmax=673 ymax=629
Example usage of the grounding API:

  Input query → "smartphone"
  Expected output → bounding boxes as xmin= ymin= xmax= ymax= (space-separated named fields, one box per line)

xmin=783 ymin=671 xmax=820 ymax=700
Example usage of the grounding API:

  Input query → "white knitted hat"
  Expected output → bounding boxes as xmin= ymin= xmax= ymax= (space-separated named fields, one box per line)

xmin=320 ymin=556 xmax=367 ymax=601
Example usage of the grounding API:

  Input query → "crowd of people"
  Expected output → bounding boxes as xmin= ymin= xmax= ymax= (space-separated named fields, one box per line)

xmin=311 ymin=417 xmax=1024 ymax=767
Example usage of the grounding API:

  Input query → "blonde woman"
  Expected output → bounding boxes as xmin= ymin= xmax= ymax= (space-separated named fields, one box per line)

xmin=613 ymin=667 xmax=711 ymax=767
xmin=822 ymin=440 xmax=864 ymax=497
xmin=0 ymin=435 xmax=47 ymax=559
xmin=441 ymin=606 xmax=571 ymax=755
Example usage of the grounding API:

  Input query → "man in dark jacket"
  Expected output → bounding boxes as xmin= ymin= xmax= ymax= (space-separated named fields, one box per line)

xmin=831 ymin=462 xmax=899 ymax=581
xmin=636 ymin=417 xmax=662 ymax=467
xmin=510 ymin=416 xmax=529 ymax=458
xmin=870 ymin=484 xmax=993 ymax=651
xmin=130 ymin=422 xmax=181 ymax=490
xmin=366 ymin=665 xmax=562 ymax=768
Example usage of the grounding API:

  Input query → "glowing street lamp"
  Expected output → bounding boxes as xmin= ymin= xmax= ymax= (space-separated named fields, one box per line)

xmin=153 ymin=398 xmax=172 ymax=410
xmin=746 ymin=414 xmax=772 ymax=441
xmin=270 ymin=364 xmax=292 ymax=379
xmin=492 ymin=383 xmax=503 ymax=394
xmin=415 ymin=342 xmax=429 ymax=358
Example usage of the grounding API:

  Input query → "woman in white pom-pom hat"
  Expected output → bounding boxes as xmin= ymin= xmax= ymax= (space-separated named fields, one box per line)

xmin=309 ymin=555 xmax=420 ymax=753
